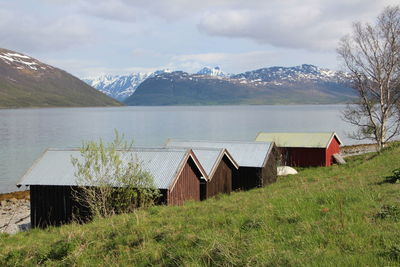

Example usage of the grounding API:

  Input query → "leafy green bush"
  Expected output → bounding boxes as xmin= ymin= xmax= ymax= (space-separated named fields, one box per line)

xmin=71 ymin=130 xmax=160 ymax=219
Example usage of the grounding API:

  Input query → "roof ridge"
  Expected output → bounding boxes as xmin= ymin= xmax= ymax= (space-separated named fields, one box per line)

xmin=167 ymin=139 xmax=273 ymax=145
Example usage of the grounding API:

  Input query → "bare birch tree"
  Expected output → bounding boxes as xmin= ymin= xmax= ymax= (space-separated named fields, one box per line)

xmin=337 ymin=6 xmax=400 ymax=150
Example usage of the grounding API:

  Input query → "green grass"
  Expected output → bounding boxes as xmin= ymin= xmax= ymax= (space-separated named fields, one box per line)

xmin=1 ymin=144 xmax=400 ymax=266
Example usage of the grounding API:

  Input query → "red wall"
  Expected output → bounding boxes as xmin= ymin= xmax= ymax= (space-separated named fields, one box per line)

xmin=283 ymin=136 xmax=341 ymax=167
xmin=287 ymin=147 xmax=326 ymax=167
xmin=168 ymin=159 xmax=201 ymax=205
xmin=325 ymin=137 xmax=340 ymax=166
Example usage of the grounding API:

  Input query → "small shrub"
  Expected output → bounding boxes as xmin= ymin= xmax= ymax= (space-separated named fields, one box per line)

xmin=47 ymin=240 xmax=75 ymax=261
xmin=240 ymin=218 xmax=262 ymax=232
xmin=71 ymin=130 xmax=160 ymax=219
xmin=0 ymin=250 xmax=26 ymax=266
xmin=380 ymin=244 xmax=400 ymax=262
xmin=275 ymin=213 xmax=301 ymax=224
xmin=383 ymin=168 xmax=400 ymax=184
xmin=374 ymin=205 xmax=400 ymax=221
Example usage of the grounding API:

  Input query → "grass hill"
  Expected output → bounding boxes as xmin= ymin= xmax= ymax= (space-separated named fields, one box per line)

xmin=1 ymin=144 xmax=400 ymax=265
xmin=0 ymin=48 xmax=122 ymax=108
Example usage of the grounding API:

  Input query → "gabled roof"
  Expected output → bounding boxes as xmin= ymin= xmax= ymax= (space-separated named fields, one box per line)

xmin=255 ymin=132 xmax=342 ymax=148
xmin=170 ymin=147 xmax=239 ymax=180
xmin=18 ymin=148 xmax=208 ymax=190
xmin=165 ymin=139 xmax=274 ymax=168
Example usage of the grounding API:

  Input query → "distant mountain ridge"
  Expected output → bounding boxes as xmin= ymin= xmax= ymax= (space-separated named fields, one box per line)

xmin=84 ymin=70 xmax=172 ymax=101
xmin=124 ymin=64 xmax=354 ymax=105
xmin=0 ymin=48 xmax=121 ymax=108
xmin=85 ymin=64 xmax=354 ymax=105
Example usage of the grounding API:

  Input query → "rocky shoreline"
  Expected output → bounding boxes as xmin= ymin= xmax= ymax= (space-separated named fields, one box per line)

xmin=0 ymin=191 xmax=30 ymax=234
xmin=341 ymin=143 xmax=378 ymax=157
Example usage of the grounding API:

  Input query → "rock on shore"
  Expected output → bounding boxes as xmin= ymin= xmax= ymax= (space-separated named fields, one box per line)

xmin=0 ymin=198 xmax=30 ymax=234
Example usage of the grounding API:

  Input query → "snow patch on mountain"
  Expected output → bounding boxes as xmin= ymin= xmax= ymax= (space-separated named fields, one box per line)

xmin=0 ymin=51 xmax=43 ymax=71
xmin=85 ymin=64 xmax=350 ymax=101
xmin=84 ymin=69 xmax=172 ymax=101
xmin=196 ymin=66 xmax=227 ymax=77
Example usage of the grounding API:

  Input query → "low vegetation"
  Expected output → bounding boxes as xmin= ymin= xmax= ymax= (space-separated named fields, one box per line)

xmin=1 ymin=143 xmax=400 ymax=266
xmin=71 ymin=132 xmax=159 ymax=219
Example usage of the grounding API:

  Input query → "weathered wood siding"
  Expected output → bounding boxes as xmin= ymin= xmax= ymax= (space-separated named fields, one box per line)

xmin=261 ymin=145 xmax=278 ymax=186
xmin=232 ymin=145 xmax=278 ymax=191
xmin=30 ymin=185 xmax=89 ymax=228
xmin=168 ymin=158 xmax=201 ymax=205
xmin=206 ymin=156 xmax=233 ymax=198
xmin=233 ymin=167 xmax=260 ymax=191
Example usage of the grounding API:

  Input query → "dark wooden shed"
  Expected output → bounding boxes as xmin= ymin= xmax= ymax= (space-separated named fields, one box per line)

xmin=166 ymin=140 xmax=278 ymax=191
xmin=190 ymin=148 xmax=239 ymax=199
xmin=18 ymin=148 xmax=207 ymax=228
xmin=256 ymin=132 xmax=342 ymax=167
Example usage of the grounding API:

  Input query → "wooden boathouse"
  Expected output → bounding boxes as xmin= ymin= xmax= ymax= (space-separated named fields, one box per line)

xmin=166 ymin=140 xmax=278 ymax=191
xmin=187 ymin=148 xmax=238 ymax=199
xmin=256 ymin=132 xmax=342 ymax=167
xmin=17 ymin=148 xmax=207 ymax=228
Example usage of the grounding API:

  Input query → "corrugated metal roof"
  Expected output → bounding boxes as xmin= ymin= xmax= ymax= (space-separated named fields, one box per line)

xmin=166 ymin=140 xmax=273 ymax=168
xmin=255 ymin=132 xmax=342 ymax=148
xmin=18 ymin=148 xmax=199 ymax=189
xmin=191 ymin=148 xmax=222 ymax=177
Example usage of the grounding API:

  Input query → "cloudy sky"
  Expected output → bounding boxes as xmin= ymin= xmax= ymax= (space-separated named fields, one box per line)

xmin=0 ymin=0 xmax=398 ymax=78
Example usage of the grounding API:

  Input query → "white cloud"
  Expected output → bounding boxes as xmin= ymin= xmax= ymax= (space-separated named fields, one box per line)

xmin=0 ymin=8 xmax=94 ymax=53
xmin=197 ymin=0 xmax=399 ymax=51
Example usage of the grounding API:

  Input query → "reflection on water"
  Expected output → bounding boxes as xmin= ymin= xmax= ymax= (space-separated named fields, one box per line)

xmin=0 ymin=105 xmax=355 ymax=193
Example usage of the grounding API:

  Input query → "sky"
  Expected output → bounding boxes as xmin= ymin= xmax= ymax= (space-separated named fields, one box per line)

xmin=0 ymin=0 xmax=398 ymax=78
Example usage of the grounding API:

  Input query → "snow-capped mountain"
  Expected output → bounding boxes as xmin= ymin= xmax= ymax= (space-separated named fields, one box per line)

xmin=85 ymin=67 xmax=227 ymax=101
xmin=0 ymin=48 xmax=120 ymax=108
xmin=84 ymin=70 xmax=172 ymax=101
xmin=0 ymin=49 xmax=52 ymax=72
xmin=124 ymin=64 xmax=354 ymax=105
xmin=196 ymin=66 xmax=227 ymax=77
xmin=231 ymin=64 xmax=348 ymax=84
xmin=85 ymin=64 xmax=352 ymax=104
xmin=84 ymin=73 xmax=151 ymax=101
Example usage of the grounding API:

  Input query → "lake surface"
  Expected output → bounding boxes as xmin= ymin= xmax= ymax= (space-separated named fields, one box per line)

xmin=0 ymin=105 xmax=357 ymax=193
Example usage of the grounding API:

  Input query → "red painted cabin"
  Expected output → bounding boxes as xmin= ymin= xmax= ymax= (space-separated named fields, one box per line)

xmin=256 ymin=132 xmax=342 ymax=167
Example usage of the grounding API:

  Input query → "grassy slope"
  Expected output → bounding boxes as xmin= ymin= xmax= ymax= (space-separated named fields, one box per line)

xmin=1 ymin=145 xmax=400 ymax=266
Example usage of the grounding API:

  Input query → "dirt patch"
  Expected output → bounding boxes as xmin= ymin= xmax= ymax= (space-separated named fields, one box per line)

xmin=0 ymin=190 xmax=30 ymax=201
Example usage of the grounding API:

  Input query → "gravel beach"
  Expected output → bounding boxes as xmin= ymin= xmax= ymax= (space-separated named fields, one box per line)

xmin=0 ymin=195 xmax=30 ymax=234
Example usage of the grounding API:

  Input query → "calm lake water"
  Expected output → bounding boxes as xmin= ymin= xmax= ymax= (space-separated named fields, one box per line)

xmin=0 ymin=105 xmax=357 ymax=193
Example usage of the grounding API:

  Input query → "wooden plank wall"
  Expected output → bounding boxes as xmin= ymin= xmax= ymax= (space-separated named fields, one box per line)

xmin=206 ymin=156 xmax=233 ymax=198
xmin=234 ymin=167 xmax=261 ymax=191
xmin=30 ymin=185 xmax=73 ymax=228
xmin=168 ymin=158 xmax=201 ymax=205
xmin=261 ymin=145 xmax=278 ymax=186
xmin=30 ymin=185 xmax=90 ymax=228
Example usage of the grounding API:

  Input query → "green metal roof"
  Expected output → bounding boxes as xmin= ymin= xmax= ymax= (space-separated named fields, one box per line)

xmin=255 ymin=132 xmax=342 ymax=148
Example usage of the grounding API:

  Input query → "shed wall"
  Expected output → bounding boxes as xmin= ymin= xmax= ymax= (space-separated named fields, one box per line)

xmin=261 ymin=145 xmax=278 ymax=186
xmin=279 ymin=147 xmax=326 ymax=167
xmin=30 ymin=185 xmax=89 ymax=228
xmin=326 ymin=137 xmax=340 ymax=166
xmin=168 ymin=158 xmax=201 ymax=205
xmin=206 ymin=156 xmax=233 ymax=198
xmin=233 ymin=167 xmax=261 ymax=191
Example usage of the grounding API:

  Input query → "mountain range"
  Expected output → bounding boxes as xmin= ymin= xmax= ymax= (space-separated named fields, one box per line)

xmin=85 ymin=65 xmax=354 ymax=105
xmin=0 ymin=48 xmax=121 ymax=108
